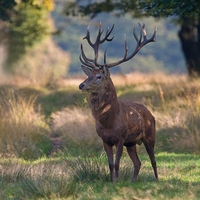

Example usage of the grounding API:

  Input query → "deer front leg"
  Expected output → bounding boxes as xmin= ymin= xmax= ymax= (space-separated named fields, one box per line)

xmin=103 ymin=142 xmax=114 ymax=182
xmin=126 ymin=145 xmax=141 ymax=182
xmin=115 ymin=141 xmax=124 ymax=182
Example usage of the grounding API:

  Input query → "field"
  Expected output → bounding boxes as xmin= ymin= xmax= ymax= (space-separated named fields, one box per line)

xmin=0 ymin=73 xmax=200 ymax=200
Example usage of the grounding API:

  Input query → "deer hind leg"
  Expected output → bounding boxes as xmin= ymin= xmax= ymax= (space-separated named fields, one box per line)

xmin=143 ymin=139 xmax=158 ymax=181
xmin=103 ymin=142 xmax=114 ymax=182
xmin=126 ymin=145 xmax=141 ymax=182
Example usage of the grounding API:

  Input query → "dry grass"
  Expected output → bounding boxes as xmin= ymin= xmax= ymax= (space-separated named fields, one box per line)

xmin=0 ymin=72 xmax=200 ymax=199
xmin=50 ymin=72 xmax=200 ymax=154
xmin=0 ymin=88 xmax=51 ymax=159
xmin=111 ymin=72 xmax=187 ymax=86
xmin=149 ymin=75 xmax=200 ymax=153
xmin=51 ymin=106 xmax=102 ymax=150
xmin=0 ymin=72 xmax=200 ymax=157
xmin=54 ymin=72 xmax=187 ymax=88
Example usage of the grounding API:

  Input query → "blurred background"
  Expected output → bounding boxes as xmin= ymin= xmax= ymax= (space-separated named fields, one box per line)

xmin=1 ymin=0 xmax=199 ymax=85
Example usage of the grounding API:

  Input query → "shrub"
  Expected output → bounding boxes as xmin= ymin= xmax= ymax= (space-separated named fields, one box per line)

xmin=4 ymin=37 xmax=70 ymax=87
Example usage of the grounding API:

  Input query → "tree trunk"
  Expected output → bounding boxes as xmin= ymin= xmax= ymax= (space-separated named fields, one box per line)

xmin=178 ymin=17 xmax=200 ymax=77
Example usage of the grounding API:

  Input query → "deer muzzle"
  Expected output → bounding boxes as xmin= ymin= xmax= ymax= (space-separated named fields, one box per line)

xmin=79 ymin=82 xmax=85 ymax=90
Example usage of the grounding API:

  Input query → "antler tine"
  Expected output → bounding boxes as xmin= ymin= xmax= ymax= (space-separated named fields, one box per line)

xmin=80 ymin=44 xmax=93 ymax=62
xmin=81 ymin=23 xmax=115 ymax=69
xmin=93 ymin=23 xmax=114 ymax=65
xmin=133 ymin=27 xmax=139 ymax=43
xmin=83 ymin=26 xmax=93 ymax=47
xmin=80 ymin=44 xmax=96 ymax=68
xmin=106 ymin=24 xmax=157 ymax=68
xmin=104 ymin=49 xmax=107 ymax=65
xmin=123 ymin=34 xmax=129 ymax=59
xmin=140 ymin=23 xmax=147 ymax=40
xmin=79 ymin=54 xmax=96 ymax=68
xmin=100 ymin=24 xmax=115 ymax=43
xmin=82 ymin=24 xmax=102 ymax=68
xmin=140 ymin=23 xmax=157 ymax=46
xmin=117 ymin=34 xmax=129 ymax=64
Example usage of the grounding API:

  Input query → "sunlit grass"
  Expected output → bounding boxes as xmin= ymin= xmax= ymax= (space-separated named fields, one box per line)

xmin=0 ymin=152 xmax=199 ymax=199
xmin=0 ymin=88 xmax=52 ymax=159
xmin=0 ymin=73 xmax=200 ymax=199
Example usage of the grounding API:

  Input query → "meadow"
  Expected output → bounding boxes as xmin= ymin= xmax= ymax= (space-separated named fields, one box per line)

xmin=0 ymin=73 xmax=200 ymax=200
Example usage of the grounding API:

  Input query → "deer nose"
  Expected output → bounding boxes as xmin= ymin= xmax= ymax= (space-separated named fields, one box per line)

xmin=79 ymin=83 xmax=85 ymax=90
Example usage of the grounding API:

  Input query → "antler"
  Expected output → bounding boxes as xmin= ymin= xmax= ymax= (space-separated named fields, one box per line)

xmin=80 ymin=23 xmax=157 ymax=69
xmin=80 ymin=23 xmax=114 ymax=68
xmin=105 ymin=23 xmax=157 ymax=68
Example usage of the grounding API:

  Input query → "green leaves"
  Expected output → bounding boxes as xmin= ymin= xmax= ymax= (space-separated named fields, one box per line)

xmin=64 ymin=0 xmax=200 ymax=19
xmin=3 ymin=1 xmax=52 ymax=72
xmin=0 ymin=0 xmax=16 ymax=21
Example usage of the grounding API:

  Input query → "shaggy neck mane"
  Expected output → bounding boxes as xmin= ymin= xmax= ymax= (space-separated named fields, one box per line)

xmin=89 ymin=78 xmax=119 ymax=128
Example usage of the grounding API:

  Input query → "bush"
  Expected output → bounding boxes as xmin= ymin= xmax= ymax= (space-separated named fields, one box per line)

xmin=6 ymin=37 xmax=70 ymax=87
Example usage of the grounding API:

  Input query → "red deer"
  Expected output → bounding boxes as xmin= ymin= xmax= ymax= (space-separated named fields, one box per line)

xmin=79 ymin=23 xmax=158 ymax=182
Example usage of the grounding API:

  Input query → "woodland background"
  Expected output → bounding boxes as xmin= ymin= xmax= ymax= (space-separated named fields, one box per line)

xmin=0 ymin=0 xmax=187 ymax=82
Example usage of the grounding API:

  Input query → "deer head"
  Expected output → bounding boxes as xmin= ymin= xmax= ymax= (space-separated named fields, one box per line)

xmin=79 ymin=23 xmax=157 ymax=92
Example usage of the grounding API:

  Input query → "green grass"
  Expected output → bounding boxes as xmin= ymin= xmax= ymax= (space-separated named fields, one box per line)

xmin=0 ymin=152 xmax=199 ymax=199
xmin=36 ymin=87 xmax=84 ymax=117
xmin=0 ymin=74 xmax=200 ymax=199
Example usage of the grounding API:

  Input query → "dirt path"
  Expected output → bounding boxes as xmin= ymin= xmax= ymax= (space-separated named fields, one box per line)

xmin=50 ymin=136 xmax=63 ymax=153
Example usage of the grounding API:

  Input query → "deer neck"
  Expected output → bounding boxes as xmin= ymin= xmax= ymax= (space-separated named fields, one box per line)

xmin=89 ymin=78 xmax=119 ymax=128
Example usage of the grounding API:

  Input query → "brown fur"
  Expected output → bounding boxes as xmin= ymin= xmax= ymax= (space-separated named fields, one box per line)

xmin=79 ymin=69 xmax=158 ymax=182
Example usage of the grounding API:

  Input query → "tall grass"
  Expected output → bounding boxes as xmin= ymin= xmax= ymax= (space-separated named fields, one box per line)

xmin=151 ymin=77 xmax=200 ymax=154
xmin=172 ymin=111 xmax=200 ymax=153
xmin=0 ymin=88 xmax=52 ymax=159
xmin=0 ymin=73 xmax=200 ymax=199
xmin=0 ymin=158 xmax=78 ymax=199
xmin=51 ymin=106 xmax=102 ymax=155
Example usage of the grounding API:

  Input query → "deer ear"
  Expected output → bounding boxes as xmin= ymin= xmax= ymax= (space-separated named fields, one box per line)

xmin=81 ymin=65 xmax=92 ymax=76
xmin=102 ymin=66 xmax=110 ymax=77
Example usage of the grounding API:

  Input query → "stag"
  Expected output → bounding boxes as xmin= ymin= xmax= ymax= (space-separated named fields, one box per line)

xmin=79 ymin=23 xmax=158 ymax=182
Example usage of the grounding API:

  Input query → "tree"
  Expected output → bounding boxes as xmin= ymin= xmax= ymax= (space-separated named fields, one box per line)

xmin=0 ymin=0 xmax=16 ymax=21
xmin=64 ymin=0 xmax=200 ymax=77
xmin=0 ymin=0 xmax=54 ymax=73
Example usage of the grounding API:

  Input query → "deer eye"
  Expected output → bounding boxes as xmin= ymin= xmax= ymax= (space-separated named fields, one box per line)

xmin=96 ymin=74 xmax=102 ymax=79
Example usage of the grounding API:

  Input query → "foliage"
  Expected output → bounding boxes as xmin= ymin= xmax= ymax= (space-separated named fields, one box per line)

xmin=140 ymin=0 xmax=200 ymax=18
xmin=4 ymin=1 xmax=53 ymax=72
xmin=9 ymin=37 xmax=70 ymax=86
xmin=0 ymin=0 xmax=54 ymax=22
xmin=0 ymin=0 xmax=16 ymax=21
xmin=64 ymin=0 xmax=200 ymax=19
xmin=64 ymin=0 xmax=142 ymax=18
xmin=0 ymin=0 xmax=54 ymax=73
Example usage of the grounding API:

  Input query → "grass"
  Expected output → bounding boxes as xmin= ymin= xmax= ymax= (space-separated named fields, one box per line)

xmin=0 ymin=152 xmax=199 ymax=199
xmin=0 ymin=73 xmax=200 ymax=199
xmin=0 ymin=88 xmax=52 ymax=159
